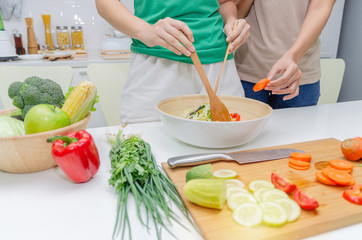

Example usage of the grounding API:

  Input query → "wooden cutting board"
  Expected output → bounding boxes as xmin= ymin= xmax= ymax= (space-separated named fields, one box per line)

xmin=161 ymin=138 xmax=362 ymax=240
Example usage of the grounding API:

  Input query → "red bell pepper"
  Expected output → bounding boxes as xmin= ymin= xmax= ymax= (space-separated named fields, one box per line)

xmin=47 ymin=130 xmax=100 ymax=183
xmin=230 ymin=113 xmax=241 ymax=121
xmin=343 ymin=184 xmax=362 ymax=205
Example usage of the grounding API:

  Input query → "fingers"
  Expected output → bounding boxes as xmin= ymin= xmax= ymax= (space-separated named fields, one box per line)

xmin=153 ymin=18 xmax=195 ymax=56
xmin=266 ymin=64 xmax=300 ymax=90
xmin=267 ymin=69 xmax=302 ymax=100
xmin=225 ymin=19 xmax=250 ymax=53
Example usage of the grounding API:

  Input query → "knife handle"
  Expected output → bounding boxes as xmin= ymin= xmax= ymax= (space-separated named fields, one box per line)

xmin=168 ymin=153 xmax=231 ymax=168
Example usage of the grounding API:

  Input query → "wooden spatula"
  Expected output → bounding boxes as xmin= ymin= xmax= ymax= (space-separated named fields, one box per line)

xmin=214 ymin=21 xmax=238 ymax=93
xmin=190 ymin=52 xmax=231 ymax=121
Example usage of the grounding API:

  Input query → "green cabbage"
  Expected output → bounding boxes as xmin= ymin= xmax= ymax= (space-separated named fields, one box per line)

xmin=0 ymin=115 xmax=25 ymax=137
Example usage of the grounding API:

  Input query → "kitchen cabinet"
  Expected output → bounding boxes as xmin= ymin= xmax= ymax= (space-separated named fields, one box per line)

xmin=0 ymin=50 xmax=131 ymax=128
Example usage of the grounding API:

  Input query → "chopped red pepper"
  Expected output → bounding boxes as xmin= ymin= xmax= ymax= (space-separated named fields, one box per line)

xmin=230 ymin=113 xmax=241 ymax=121
xmin=343 ymin=184 xmax=362 ymax=205
xmin=47 ymin=130 xmax=100 ymax=183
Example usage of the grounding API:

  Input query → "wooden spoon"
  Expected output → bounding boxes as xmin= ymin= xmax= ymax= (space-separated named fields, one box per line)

xmin=214 ymin=21 xmax=238 ymax=93
xmin=190 ymin=51 xmax=231 ymax=121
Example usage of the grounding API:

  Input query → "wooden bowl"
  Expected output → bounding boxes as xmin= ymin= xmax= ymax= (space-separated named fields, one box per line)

xmin=157 ymin=95 xmax=273 ymax=148
xmin=0 ymin=109 xmax=91 ymax=173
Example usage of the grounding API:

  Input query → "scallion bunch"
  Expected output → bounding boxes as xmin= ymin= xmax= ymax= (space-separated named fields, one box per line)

xmin=108 ymin=130 xmax=191 ymax=240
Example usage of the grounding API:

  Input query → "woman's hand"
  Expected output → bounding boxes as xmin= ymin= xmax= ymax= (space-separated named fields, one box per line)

xmin=139 ymin=17 xmax=195 ymax=56
xmin=224 ymin=19 xmax=250 ymax=53
xmin=264 ymin=54 xmax=303 ymax=100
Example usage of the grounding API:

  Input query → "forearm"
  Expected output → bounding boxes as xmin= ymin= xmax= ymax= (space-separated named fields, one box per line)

xmin=95 ymin=0 xmax=149 ymax=40
xmin=236 ymin=0 xmax=253 ymax=19
xmin=286 ymin=0 xmax=335 ymax=63
xmin=218 ymin=0 xmax=237 ymax=25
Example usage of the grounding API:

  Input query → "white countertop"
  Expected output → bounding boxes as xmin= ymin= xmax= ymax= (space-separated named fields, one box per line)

xmin=1 ymin=100 xmax=361 ymax=240
xmin=0 ymin=49 xmax=131 ymax=68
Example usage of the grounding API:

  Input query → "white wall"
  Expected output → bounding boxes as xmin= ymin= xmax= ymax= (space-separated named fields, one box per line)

xmin=2 ymin=0 xmax=134 ymax=51
xmin=3 ymin=0 xmax=342 ymax=57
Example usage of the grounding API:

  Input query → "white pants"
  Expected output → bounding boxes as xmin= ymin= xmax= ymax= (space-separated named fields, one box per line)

xmin=120 ymin=53 xmax=245 ymax=124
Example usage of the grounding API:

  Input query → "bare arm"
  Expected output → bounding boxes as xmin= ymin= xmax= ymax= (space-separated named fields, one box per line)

xmin=218 ymin=0 xmax=250 ymax=53
xmin=95 ymin=0 xmax=195 ymax=56
xmin=266 ymin=0 xmax=336 ymax=100
xmin=95 ymin=0 xmax=146 ymax=40
xmin=286 ymin=0 xmax=336 ymax=63
xmin=236 ymin=0 xmax=254 ymax=19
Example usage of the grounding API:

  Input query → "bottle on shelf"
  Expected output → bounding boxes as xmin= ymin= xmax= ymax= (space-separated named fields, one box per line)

xmin=56 ymin=26 xmax=70 ymax=50
xmin=41 ymin=14 xmax=54 ymax=50
xmin=71 ymin=26 xmax=84 ymax=50
xmin=13 ymin=32 xmax=25 ymax=55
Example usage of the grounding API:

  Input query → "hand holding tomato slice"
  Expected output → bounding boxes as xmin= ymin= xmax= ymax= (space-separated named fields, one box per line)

xmin=343 ymin=185 xmax=362 ymax=205
xmin=271 ymin=173 xmax=297 ymax=194
xmin=292 ymin=189 xmax=319 ymax=210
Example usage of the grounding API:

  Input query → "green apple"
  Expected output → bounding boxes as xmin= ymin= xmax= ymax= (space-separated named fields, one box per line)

xmin=24 ymin=104 xmax=70 ymax=134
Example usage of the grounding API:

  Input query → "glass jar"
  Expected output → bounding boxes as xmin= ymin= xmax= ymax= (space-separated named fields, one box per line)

xmin=71 ymin=26 xmax=84 ymax=50
xmin=13 ymin=33 xmax=25 ymax=55
xmin=73 ymin=44 xmax=84 ymax=50
xmin=56 ymin=26 xmax=70 ymax=50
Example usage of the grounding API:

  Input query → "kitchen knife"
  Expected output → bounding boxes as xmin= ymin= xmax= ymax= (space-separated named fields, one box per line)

xmin=167 ymin=148 xmax=305 ymax=168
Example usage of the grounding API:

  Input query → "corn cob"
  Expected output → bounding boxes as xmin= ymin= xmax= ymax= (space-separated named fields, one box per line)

xmin=62 ymin=81 xmax=97 ymax=124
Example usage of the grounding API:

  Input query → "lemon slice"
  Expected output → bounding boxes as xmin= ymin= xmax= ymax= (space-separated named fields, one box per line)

xmin=233 ymin=202 xmax=263 ymax=227
xmin=260 ymin=202 xmax=288 ymax=227
xmin=226 ymin=179 xmax=245 ymax=189
xmin=260 ymin=189 xmax=289 ymax=202
xmin=227 ymin=192 xmax=257 ymax=210
xmin=274 ymin=198 xmax=301 ymax=222
xmin=248 ymin=180 xmax=275 ymax=192
xmin=226 ymin=187 xmax=249 ymax=198
xmin=213 ymin=169 xmax=238 ymax=179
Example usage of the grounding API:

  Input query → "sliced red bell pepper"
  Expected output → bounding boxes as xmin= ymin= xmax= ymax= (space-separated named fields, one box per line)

xmin=230 ymin=113 xmax=241 ymax=121
xmin=47 ymin=130 xmax=100 ymax=183
xmin=343 ymin=184 xmax=362 ymax=205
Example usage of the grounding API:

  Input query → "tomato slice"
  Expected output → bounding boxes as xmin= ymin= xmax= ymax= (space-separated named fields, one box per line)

xmin=271 ymin=173 xmax=297 ymax=194
xmin=292 ymin=189 xmax=319 ymax=210
xmin=343 ymin=184 xmax=362 ymax=205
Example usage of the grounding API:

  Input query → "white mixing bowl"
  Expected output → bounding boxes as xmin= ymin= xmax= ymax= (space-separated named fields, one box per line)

xmin=157 ymin=94 xmax=272 ymax=148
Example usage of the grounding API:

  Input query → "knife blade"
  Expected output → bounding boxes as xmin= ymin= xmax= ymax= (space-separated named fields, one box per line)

xmin=167 ymin=148 xmax=305 ymax=168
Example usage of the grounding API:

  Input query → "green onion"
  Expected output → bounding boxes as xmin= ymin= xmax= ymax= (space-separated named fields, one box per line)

xmin=108 ymin=130 xmax=192 ymax=240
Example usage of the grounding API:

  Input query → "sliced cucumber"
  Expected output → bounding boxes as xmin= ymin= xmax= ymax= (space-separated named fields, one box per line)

xmin=213 ymin=169 xmax=238 ymax=179
xmin=226 ymin=179 xmax=245 ymax=189
xmin=227 ymin=186 xmax=249 ymax=198
xmin=227 ymin=192 xmax=257 ymax=210
xmin=248 ymin=180 xmax=275 ymax=192
xmin=274 ymin=198 xmax=301 ymax=222
xmin=260 ymin=188 xmax=289 ymax=202
xmin=233 ymin=202 xmax=263 ymax=227
xmin=253 ymin=188 xmax=269 ymax=202
xmin=260 ymin=202 xmax=288 ymax=227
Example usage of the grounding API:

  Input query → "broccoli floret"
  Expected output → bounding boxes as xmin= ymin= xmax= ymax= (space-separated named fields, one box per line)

xmin=8 ymin=81 xmax=23 ymax=98
xmin=7 ymin=76 xmax=65 ymax=119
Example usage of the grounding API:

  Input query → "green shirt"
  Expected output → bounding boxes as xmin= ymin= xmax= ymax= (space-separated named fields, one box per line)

xmin=131 ymin=0 xmax=233 ymax=64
